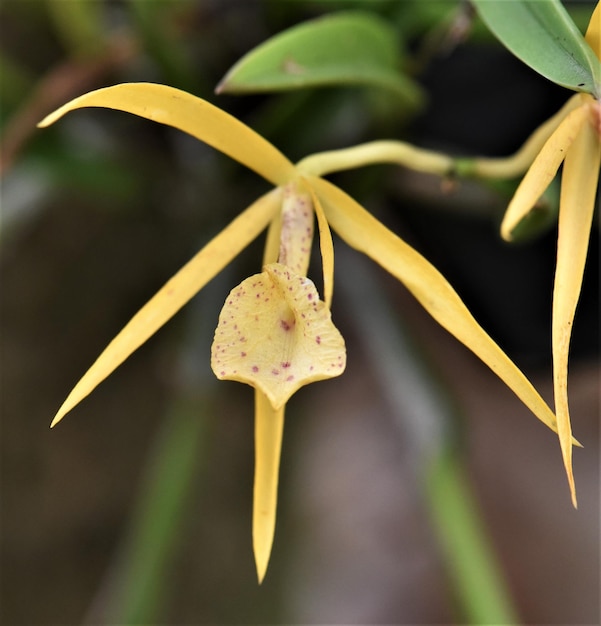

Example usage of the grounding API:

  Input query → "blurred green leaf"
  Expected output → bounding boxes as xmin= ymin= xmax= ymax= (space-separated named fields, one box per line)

xmin=472 ymin=0 xmax=600 ymax=96
xmin=217 ymin=11 xmax=424 ymax=108
xmin=46 ymin=0 xmax=106 ymax=58
xmin=127 ymin=0 xmax=203 ymax=92
xmin=0 ymin=54 xmax=34 ymax=124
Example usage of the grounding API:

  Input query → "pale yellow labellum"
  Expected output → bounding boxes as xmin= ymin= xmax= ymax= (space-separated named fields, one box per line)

xmin=211 ymin=263 xmax=346 ymax=410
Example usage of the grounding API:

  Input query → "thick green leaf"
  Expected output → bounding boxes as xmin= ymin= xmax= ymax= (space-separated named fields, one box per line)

xmin=217 ymin=11 xmax=423 ymax=108
xmin=472 ymin=0 xmax=600 ymax=96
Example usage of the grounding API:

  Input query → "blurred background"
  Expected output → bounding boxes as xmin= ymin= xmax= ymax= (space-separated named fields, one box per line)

xmin=1 ymin=1 xmax=598 ymax=623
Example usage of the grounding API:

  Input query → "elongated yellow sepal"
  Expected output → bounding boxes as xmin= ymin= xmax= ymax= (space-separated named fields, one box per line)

xmin=38 ymin=83 xmax=296 ymax=186
xmin=307 ymin=182 xmax=335 ymax=309
xmin=211 ymin=263 xmax=345 ymax=409
xmin=310 ymin=175 xmax=565 ymax=438
xmin=585 ymin=2 xmax=600 ymax=60
xmin=501 ymin=100 xmax=589 ymax=241
xmin=253 ymin=389 xmax=285 ymax=583
xmin=52 ymin=189 xmax=282 ymax=427
xmin=553 ymin=107 xmax=600 ymax=507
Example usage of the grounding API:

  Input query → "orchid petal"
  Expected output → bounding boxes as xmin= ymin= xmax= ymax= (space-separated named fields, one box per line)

xmin=38 ymin=83 xmax=296 ymax=186
xmin=310 ymin=175 xmax=563 ymax=435
xmin=501 ymin=101 xmax=589 ymax=240
xmin=307 ymin=181 xmax=335 ymax=309
xmin=211 ymin=263 xmax=345 ymax=409
xmin=470 ymin=93 xmax=583 ymax=179
xmin=253 ymin=389 xmax=285 ymax=584
xmin=553 ymin=111 xmax=600 ymax=508
xmin=52 ymin=188 xmax=282 ymax=427
xmin=585 ymin=2 xmax=600 ymax=61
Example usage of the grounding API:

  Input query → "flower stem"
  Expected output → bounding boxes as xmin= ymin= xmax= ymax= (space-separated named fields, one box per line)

xmin=425 ymin=446 xmax=519 ymax=624
xmin=85 ymin=393 xmax=210 ymax=624
xmin=296 ymin=94 xmax=581 ymax=183
xmin=338 ymin=247 xmax=518 ymax=624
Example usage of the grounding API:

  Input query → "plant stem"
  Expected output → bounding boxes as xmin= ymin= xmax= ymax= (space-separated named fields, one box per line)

xmin=425 ymin=446 xmax=519 ymax=624
xmin=338 ymin=247 xmax=518 ymax=624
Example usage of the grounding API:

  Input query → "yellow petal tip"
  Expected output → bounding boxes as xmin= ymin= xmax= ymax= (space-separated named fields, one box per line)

xmin=500 ymin=220 xmax=515 ymax=242
xmin=50 ymin=411 xmax=65 ymax=428
xmin=255 ymin=555 xmax=268 ymax=585
xmin=38 ymin=110 xmax=62 ymax=128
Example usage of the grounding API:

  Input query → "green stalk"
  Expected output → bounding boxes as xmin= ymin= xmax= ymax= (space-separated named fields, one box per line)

xmin=105 ymin=394 xmax=210 ymax=624
xmin=426 ymin=447 xmax=518 ymax=624
xmin=338 ymin=247 xmax=518 ymax=624
xmin=84 ymin=278 xmax=226 ymax=624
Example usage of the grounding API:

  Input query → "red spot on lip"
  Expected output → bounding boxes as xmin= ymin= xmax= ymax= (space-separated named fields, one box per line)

xmin=316 ymin=336 xmax=321 ymax=344
xmin=280 ymin=319 xmax=294 ymax=331
xmin=282 ymin=361 xmax=291 ymax=368
xmin=272 ymin=368 xmax=280 ymax=375
xmin=286 ymin=375 xmax=294 ymax=382
xmin=241 ymin=352 xmax=247 ymax=357
xmin=252 ymin=365 xmax=259 ymax=373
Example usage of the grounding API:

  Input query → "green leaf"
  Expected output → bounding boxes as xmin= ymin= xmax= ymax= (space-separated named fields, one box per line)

xmin=472 ymin=0 xmax=601 ymax=96
xmin=46 ymin=0 xmax=106 ymax=58
xmin=216 ymin=11 xmax=424 ymax=108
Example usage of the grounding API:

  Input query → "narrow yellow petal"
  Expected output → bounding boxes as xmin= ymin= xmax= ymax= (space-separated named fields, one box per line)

xmin=253 ymin=389 xmax=285 ymax=584
xmin=553 ymin=112 xmax=600 ymax=508
xmin=471 ymin=94 xmax=583 ymax=179
xmin=262 ymin=211 xmax=282 ymax=266
xmin=306 ymin=181 xmax=335 ymax=308
xmin=211 ymin=263 xmax=346 ymax=409
xmin=38 ymin=83 xmax=296 ymax=186
xmin=52 ymin=188 xmax=281 ymax=427
xmin=501 ymin=101 xmax=589 ymax=241
xmin=310 ymin=175 xmax=561 ymax=435
xmin=585 ymin=2 xmax=600 ymax=60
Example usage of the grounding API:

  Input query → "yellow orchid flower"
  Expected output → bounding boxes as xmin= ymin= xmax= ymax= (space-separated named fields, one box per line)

xmin=40 ymin=82 xmax=565 ymax=582
xmin=500 ymin=3 xmax=600 ymax=509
